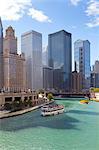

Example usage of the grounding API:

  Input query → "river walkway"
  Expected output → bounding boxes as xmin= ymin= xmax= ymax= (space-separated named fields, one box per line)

xmin=0 ymin=100 xmax=54 ymax=119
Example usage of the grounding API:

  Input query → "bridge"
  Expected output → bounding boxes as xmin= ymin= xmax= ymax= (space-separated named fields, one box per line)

xmin=52 ymin=92 xmax=90 ymax=98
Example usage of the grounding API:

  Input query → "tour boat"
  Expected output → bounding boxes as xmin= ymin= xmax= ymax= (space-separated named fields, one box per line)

xmin=41 ymin=105 xmax=49 ymax=111
xmin=41 ymin=104 xmax=64 ymax=116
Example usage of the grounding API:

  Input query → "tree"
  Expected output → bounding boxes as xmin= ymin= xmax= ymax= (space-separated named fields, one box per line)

xmin=90 ymin=88 xmax=99 ymax=93
xmin=4 ymin=103 xmax=12 ymax=110
xmin=47 ymin=93 xmax=53 ymax=101
xmin=27 ymin=99 xmax=33 ymax=107
xmin=12 ymin=99 xmax=23 ymax=111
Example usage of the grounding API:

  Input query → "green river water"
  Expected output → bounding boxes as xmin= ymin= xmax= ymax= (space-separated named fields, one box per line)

xmin=0 ymin=98 xmax=99 ymax=150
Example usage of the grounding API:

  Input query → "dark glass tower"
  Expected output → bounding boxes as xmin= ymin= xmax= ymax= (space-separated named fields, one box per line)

xmin=48 ymin=30 xmax=72 ymax=92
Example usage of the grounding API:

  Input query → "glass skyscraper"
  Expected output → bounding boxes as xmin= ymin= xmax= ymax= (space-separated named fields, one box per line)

xmin=48 ymin=30 xmax=72 ymax=92
xmin=74 ymin=40 xmax=90 ymax=89
xmin=21 ymin=30 xmax=43 ymax=91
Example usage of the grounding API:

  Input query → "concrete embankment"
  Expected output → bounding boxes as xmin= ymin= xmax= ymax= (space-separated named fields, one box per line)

xmin=0 ymin=100 xmax=54 ymax=119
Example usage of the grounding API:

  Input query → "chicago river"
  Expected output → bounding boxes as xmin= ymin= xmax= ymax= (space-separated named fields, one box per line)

xmin=0 ymin=98 xmax=99 ymax=150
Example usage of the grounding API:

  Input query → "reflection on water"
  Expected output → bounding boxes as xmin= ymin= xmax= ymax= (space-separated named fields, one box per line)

xmin=0 ymin=99 xmax=99 ymax=150
xmin=0 ymin=108 xmax=80 ymax=131
xmin=69 ymin=109 xmax=99 ymax=116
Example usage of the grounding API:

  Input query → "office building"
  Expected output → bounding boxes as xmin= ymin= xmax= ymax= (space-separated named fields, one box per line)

xmin=71 ymin=71 xmax=83 ymax=93
xmin=0 ymin=18 xmax=4 ymax=91
xmin=71 ymin=62 xmax=83 ymax=93
xmin=3 ymin=26 xmax=17 ymax=54
xmin=21 ymin=30 xmax=43 ymax=91
xmin=90 ymin=60 xmax=99 ymax=88
xmin=48 ymin=30 xmax=72 ymax=92
xmin=42 ymin=46 xmax=48 ymax=66
xmin=90 ymin=73 xmax=99 ymax=88
xmin=0 ymin=17 xmax=3 ymax=53
xmin=74 ymin=40 xmax=90 ymax=89
xmin=43 ymin=66 xmax=53 ymax=90
xmin=3 ymin=26 xmax=26 ymax=92
xmin=93 ymin=60 xmax=99 ymax=73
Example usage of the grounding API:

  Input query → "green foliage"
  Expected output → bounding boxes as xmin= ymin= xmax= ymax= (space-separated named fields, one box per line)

xmin=24 ymin=99 xmax=28 ymax=107
xmin=28 ymin=99 xmax=33 ymax=107
xmin=90 ymin=88 xmax=99 ymax=92
xmin=4 ymin=96 xmax=33 ymax=112
xmin=21 ymin=98 xmax=33 ymax=108
xmin=47 ymin=93 xmax=53 ymax=101
xmin=11 ymin=99 xmax=23 ymax=111
xmin=4 ymin=103 xmax=12 ymax=110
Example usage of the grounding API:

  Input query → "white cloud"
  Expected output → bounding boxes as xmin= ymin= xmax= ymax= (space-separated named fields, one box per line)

xmin=28 ymin=8 xmax=52 ymax=23
xmin=85 ymin=0 xmax=99 ymax=27
xmin=86 ymin=17 xmax=99 ymax=27
xmin=0 ymin=0 xmax=32 ymax=21
xmin=0 ymin=0 xmax=52 ymax=23
xmin=69 ymin=0 xmax=81 ymax=6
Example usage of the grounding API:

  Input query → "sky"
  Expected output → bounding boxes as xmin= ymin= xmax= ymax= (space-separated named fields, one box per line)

xmin=0 ymin=0 xmax=99 ymax=68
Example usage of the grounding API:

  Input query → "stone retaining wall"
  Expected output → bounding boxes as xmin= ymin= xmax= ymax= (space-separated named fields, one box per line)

xmin=0 ymin=100 xmax=54 ymax=119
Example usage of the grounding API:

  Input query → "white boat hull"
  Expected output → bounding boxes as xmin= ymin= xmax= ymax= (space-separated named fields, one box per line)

xmin=41 ymin=108 xmax=64 ymax=116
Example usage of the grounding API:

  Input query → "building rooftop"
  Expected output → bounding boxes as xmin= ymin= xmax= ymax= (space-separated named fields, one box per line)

xmin=74 ymin=39 xmax=90 ymax=44
xmin=21 ymin=30 xmax=42 ymax=37
xmin=48 ymin=30 xmax=71 ymax=36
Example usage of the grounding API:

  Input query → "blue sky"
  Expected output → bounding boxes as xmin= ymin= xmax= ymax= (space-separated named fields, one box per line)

xmin=1 ymin=0 xmax=99 ymax=68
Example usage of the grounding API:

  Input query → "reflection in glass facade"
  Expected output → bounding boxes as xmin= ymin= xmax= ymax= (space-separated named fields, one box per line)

xmin=74 ymin=40 xmax=90 ymax=89
xmin=21 ymin=30 xmax=43 ymax=91
xmin=48 ymin=30 xmax=72 ymax=91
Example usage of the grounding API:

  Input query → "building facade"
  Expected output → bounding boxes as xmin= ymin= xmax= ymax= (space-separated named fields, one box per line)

xmin=0 ymin=91 xmax=44 ymax=109
xmin=93 ymin=60 xmax=99 ymax=73
xmin=74 ymin=40 xmax=90 ymax=89
xmin=0 ymin=18 xmax=4 ymax=90
xmin=43 ymin=66 xmax=53 ymax=90
xmin=90 ymin=73 xmax=99 ymax=88
xmin=71 ymin=71 xmax=83 ymax=93
xmin=42 ymin=46 xmax=48 ymax=66
xmin=0 ymin=54 xmax=3 ymax=91
xmin=3 ymin=26 xmax=26 ymax=92
xmin=90 ymin=60 xmax=99 ymax=88
xmin=48 ymin=30 xmax=72 ymax=92
xmin=71 ymin=62 xmax=83 ymax=93
xmin=21 ymin=30 xmax=43 ymax=91
xmin=3 ymin=26 xmax=17 ymax=54
xmin=0 ymin=17 xmax=3 ymax=53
